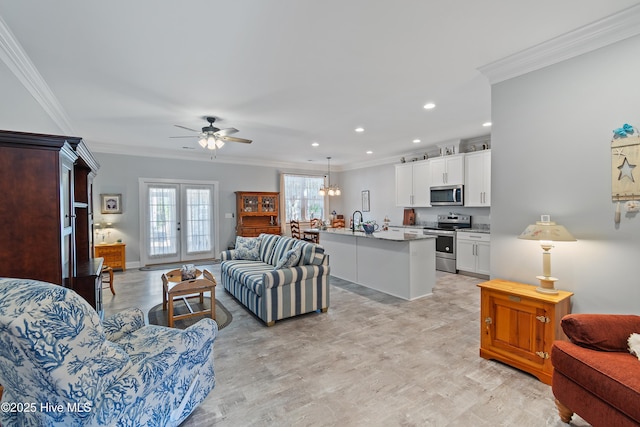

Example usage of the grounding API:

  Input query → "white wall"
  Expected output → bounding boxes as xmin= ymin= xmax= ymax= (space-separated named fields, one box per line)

xmin=491 ymin=34 xmax=640 ymax=313
xmin=337 ymin=164 xmax=403 ymax=226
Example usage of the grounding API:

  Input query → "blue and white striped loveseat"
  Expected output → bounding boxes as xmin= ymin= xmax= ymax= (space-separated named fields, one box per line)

xmin=220 ymin=233 xmax=330 ymax=326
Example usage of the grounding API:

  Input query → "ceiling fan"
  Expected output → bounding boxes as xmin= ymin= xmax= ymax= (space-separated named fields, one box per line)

xmin=172 ymin=116 xmax=252 ymax=150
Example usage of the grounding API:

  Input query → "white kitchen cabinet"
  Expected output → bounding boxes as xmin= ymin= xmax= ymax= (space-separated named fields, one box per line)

xmin=395 ymin=161 xmax=430 ymax=207
xmin=456 ymin=231 xmax=490 ymax=276
xmin=465 ymin=150 xmax=491 ymax=206
xmin=429 ymin=154 xmax=464 ymax=186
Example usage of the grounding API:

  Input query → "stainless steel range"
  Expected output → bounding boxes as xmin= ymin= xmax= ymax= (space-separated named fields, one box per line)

xmin=423 ymin=214 xmax=471 ymax=273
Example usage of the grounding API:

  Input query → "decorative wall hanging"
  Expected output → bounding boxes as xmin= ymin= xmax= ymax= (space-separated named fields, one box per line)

xmin=611 ymin=124 xmax=640 ymax=224
xmin=100 ymin=193 xmax=122 ymax=214
xmin=362 ymin=190 xmax=370 ymax=212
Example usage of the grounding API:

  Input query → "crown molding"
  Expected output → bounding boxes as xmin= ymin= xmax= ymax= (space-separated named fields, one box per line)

xmin=478 ymin=4 xmax=640 ymax=84
xmin=87 ymin=141 xmax=330 ymax=171
xmin=0 ymin=15 xmax=75 ymax=135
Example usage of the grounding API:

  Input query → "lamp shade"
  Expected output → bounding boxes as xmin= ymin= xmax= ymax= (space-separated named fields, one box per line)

xmin=518 ymin=215 xmax=576 ymax=242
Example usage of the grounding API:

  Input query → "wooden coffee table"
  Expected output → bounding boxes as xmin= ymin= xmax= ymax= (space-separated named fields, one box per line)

xmin=165 ymin=268 xmax=203 ymax=283
xmin=164 ymin=275 xmax=216 ymax=328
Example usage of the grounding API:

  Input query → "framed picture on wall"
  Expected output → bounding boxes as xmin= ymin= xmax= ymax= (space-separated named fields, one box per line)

xmin=362 ymin=190 xmax=370 ymax=212
xmin=101 ymin=194 xmax=122 ymax=214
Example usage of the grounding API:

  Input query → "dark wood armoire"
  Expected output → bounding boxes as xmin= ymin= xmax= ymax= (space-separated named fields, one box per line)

xmin=0 ymin=130 xmax=104 ymax=316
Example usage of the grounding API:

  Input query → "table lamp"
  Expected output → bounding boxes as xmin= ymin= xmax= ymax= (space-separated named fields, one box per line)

xmin=518 ymin=215 xmax=576 ymax=294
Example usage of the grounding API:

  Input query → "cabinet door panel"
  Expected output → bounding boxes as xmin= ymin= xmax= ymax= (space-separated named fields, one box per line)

xmin=465 ymin=153 xmax=484 ymax=206
xmin=476 ymin=242 xmax=491 ymax=275
xmin=395 ymin=164 xmax=413 ymax=206
xmin=456 ymin=240 xmax=476 ymax=271
xmin=429 ymin=159 xmax=446 ymax=186
xmin=412 ymin=162 xmax=431 ymax=206
xmin=483 ymin=152 xmax=491 ymax=205
xmin=445 ymin=156 xmax=464 ymax=185
xmin=489 ymin=294 xmax=545 ymax=366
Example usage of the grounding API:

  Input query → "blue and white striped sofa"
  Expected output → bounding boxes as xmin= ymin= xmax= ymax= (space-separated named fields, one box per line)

xmin=220 ymin=234 xmax=330 ymax=326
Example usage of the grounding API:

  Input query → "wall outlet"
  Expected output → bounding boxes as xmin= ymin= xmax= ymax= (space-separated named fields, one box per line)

xmin=225 ymin=213 xmax=234 ymax=219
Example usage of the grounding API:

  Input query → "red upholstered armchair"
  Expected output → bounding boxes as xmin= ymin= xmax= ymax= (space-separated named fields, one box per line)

xmin=551 ymin=314 xmax=640 ymax=427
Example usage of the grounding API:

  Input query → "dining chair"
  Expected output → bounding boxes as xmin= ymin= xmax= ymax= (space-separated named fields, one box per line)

xmin=304 ymin=218 xmax=321 ymax=243
xmin=101 ymin=265 xmax=115 ymax=295
xmin=290 ymin=219 xmax=301 ymax=239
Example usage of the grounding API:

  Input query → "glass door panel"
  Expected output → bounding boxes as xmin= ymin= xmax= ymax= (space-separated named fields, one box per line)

xmin=148 ymin=185 xmax=179 ymax=263
xmin=142 ymin=181 xmax=217 ymax=266
xmin=183 ymin=186 xmax=214 ymax=260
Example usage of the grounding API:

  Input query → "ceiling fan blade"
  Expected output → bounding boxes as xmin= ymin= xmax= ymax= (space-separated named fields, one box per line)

xmin=221 ymin=135 xmax=252 ymax=144
xmin=169 ymin=135 xmax=198 ymax=138
xmin=214 ymin=127 xmax=238 ymax=137
xmin=174 ymin=124 xmax=200 ymax=133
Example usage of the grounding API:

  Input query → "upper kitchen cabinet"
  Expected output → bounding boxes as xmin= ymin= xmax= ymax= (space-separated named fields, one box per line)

xmin=429 ymin=154 xmax=464 ymax=186
xmin=465 ymin=150 xmax=491 ymax=207
xmin=395 ymin=161 xmax=430 ymax=207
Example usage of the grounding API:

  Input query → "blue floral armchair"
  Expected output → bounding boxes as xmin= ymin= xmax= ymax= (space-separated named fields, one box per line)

xmin=0 ymin=278 xmax=217 ymax=427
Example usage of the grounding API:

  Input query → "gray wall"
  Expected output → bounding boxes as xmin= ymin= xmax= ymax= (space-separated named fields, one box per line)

xmin=93 ymin=153 xmax=281 ymax=266
xmin=96 ymin=152 xmax=492 ymax=267
xmin=491 ymin=34 xmax=640 ymax=313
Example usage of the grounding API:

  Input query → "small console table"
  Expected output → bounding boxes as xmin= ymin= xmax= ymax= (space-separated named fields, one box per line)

xmin=95 ymin=243 xmax=126 ymax=271
xmin=478 ymin=279 xmax=573 ymax=385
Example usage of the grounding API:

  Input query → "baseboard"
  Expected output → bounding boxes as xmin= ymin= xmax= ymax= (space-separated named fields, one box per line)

xmin=458 ymin=270 xmax=489 ymax=280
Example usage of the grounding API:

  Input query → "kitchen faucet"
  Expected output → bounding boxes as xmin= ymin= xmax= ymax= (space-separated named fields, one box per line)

xmin=351 ymin=210 xmax=363 ymax=233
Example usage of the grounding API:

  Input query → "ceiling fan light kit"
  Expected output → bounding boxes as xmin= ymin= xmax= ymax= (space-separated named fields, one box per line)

xmin=198 ymin=134 xmax=224 ymax=150
xmin=173 ymin=116 xmax=252 ymax=152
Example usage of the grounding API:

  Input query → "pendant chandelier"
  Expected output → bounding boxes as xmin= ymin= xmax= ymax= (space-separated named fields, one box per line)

xmin=319 ymin=156 xmax=341 ymax=196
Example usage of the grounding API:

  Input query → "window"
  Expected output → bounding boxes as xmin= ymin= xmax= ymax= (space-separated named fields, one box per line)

xmin=282 ymin=174 xmax=325 ymax=222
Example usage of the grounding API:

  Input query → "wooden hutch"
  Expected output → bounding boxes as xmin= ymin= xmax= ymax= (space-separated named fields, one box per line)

xmin=0 ymin=130 xmax=104 ymax=316
xmin=235 ymin=191 xmax=281 ymax=237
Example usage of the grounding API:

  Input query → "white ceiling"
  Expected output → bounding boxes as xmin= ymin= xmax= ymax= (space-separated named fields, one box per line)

xmin=0 ymin=1 xmax=638 ymax=170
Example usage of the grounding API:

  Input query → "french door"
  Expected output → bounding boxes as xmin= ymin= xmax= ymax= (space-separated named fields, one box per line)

xmin=140 ymin=179 xmax=219 ymax=266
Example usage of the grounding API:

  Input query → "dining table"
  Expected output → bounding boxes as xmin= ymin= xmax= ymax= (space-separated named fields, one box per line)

xmin=301 ymin=228 xmax=320 ymax=243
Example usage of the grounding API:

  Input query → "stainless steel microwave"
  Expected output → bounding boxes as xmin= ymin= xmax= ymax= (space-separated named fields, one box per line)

xmin=430 ymin=185 xmax=464 ymax=206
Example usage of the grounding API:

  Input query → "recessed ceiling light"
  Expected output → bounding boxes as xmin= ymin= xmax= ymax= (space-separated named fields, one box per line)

xmin=366 ymin=150 xmax=373 ymax=154
xmin=311 ymin=142 xmax=319 ymax=147
xmin=355 ymin=127 xmax=364 ymax=132
xmin=413 ymin=139 xmax=421 ymax=143
xmin=423 ymin=103 xmax=436 ymax=110
xmin=482 ymin=122 xmax=492 ymax=127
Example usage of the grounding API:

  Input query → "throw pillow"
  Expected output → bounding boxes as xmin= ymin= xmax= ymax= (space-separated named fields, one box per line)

xmin=629 ymin=333 xmax=640 ymax=360
xmin=235 ymin=236 xmax=261 ymax=261
xmin=273 ymin=246 xmax=301 ymax=270
xmin=561 ymin=314 xmax=640 ymax=351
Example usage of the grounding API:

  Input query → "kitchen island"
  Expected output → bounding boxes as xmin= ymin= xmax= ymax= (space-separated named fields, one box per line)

xmin=319 ymin=228 xmax=436 ymax=300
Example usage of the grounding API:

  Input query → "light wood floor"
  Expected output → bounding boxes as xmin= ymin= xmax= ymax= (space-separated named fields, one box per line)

xmin=104 ymin=266 xmax=588 ymax=427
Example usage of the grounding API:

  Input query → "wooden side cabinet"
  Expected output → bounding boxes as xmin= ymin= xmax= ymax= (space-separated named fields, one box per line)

xmin=95 ymin=243 xmax=126 ymax=271
xmin=235 ymin=191 xmax=281 ymax=237
xmin=478 ymin=279 xmax=573 ymax=385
